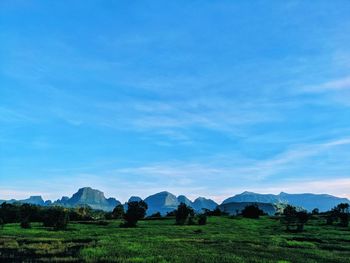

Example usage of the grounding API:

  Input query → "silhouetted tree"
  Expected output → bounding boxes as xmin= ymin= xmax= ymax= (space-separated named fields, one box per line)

xmin=20 ymin=217 xmax=31 ymax=229
xmin=0 ymin=203 xmax=19 ymax=223
xmin=336 ymin=203 xmax=349 ymax=227
xmin=282 ymin=205 xmax=297 ymax=231
xmin=204 ymin=207 xmax=223 ymax=216
xmin=175 ymin=203 xmax=194 ymax=225
xmin=281 ymin=206 xmax=309 ymax=232
xmin=149 ymin=212 xmax=161 ymax=218
xmin=122 ymin=201 xmax=148 ymax=227
xmin=339 ymin=212 xmax=349 ymax=227
xmin=198 ymin=214 xmax=207 ymax=225
xmin=241 ymin=204 xmax=264 ymax=219
xmin=166 ymin=210 xmax=176 ymax=217
xmin=43 ymin=208 xmax=69 ymax=230
xmin=311 ymin=208 xmax=319 ymax=215
xmin=337 ymin=203 xmax=349 ymax=214
xmin=326 ymin=208 xmax=339 ymax=225
xmin=296 ymin=211 xmax=309 ymax=231
xmin=112 ymin=204 xmax=125 ymax=219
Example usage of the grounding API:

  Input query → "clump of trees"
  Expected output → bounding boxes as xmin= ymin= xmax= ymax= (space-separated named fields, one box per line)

xmin=281 ymin=205 xmax=309 ymax=232
xmin=43 ymin=208 xmax=69 ymax=230
xmin=175 ymin=203 xmax=194 ymax=225
xmin=203 ymin=207 xmax=225 ymax=216
xmin=173 ymin=203 xmax=208 ymax=225
xmin=0 ymin=203 xmax=69 ymax=230
xmin=326 ymin=203 xmax=349 ymax=227
xmin=241 ymin=204 xmax=265 ymax=219
xmin=197 ymin=214 xmax=207 ymax=225
xmin=121 ymin=201 xmax=148 ymax=227
xmin=111 ymin=204 xmax=125 ymax=219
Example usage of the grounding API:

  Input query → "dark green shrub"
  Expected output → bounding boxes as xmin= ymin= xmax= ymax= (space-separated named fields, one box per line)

xmin=43 ymin=208 xmax=69 ymax=230
xmin=339 ymin=213 xmax=349 ymax=227
xmin=20 ymin=217 xmax=31 ymax=229
xmin=311 ymin=208 xmax=319 ymax=215
xmin=122 ymin=201 xmax=148 ymax=227
xmin=175 ymin=203 xmax=194 ymax=225
xmin=198 ymin=214 xmax=207 ymax=225
xmin=296 ymin=211 xmax=309 ymax=231
xmin=149 ymin=212 xmax=161 ymax=218
xmin=204 ymin=208 xmax=223 ymax=216
xmin=112 ymin=204 xmax=125 ymax=219
xmin=0 ymin=217 xmax=4 ymax=229
xmin=188 ymin=215 xmax=196 ymax=225
xmin=241 ymin=205 xmax=264 ymax=219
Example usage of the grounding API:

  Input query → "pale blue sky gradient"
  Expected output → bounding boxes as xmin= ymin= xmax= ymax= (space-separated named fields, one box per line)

xmin=1 ymin=0 xmax=350 ymax=202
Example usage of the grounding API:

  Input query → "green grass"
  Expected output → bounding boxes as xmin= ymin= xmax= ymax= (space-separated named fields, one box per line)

xmin=1 ymin=216 xmax=349 ymax=262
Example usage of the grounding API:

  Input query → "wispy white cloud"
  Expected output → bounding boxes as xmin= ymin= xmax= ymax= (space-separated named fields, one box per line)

xmin=303 ymin=76 xmax=350 ymax=93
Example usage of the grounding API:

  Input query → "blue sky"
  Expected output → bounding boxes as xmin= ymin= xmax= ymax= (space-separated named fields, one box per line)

xmin=1 ymin=0 xmax=350 ymax=202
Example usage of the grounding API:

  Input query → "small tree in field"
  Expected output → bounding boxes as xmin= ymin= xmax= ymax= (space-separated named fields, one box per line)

xmin=282 ymin=205 xmax=297 ymax=231
xmin=197 ymin=214 xmax=207 ymax=225
xmin=43 ymin=208 xmax=69 ymax=230
xmin=311 ymin=208 xmax=319 ymax=215
xmin=175 ymin=203 xmax=194 ymax=225
xmin=281 ymin=205 xmax=309 ymax=232
xmin=20 ymin=217 xmax=31 ymax=229
xmin=241 ymin=204 xmax=264 ymax=219
xmin=337 ymin=203 xmax=349 ymax=227
xmin=296 ymin=211 xmax=309 ymax=231
xmin=112 ymin=204 xmax=125 ymax=219
xmin=122 ymin=201 xmax=148 ymax=227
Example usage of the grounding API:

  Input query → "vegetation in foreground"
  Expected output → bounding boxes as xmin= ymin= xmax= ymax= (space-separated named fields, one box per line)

xmin=1 ymin=215 xmax=350 ymax=263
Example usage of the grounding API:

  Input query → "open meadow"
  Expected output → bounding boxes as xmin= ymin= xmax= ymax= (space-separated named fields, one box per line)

xmin=1 ymin=216 xmax=349 ymax=263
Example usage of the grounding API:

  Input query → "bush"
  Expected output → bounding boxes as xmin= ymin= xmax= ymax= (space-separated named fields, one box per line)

xmin=166 ymin=211 xmax=175 ymax=217
xmin=241 ymin=204 xmax=264 ymax=219
xmin=296 ymin=211 xmax=309 ymax=231
xmin=20 ymin=217 xmax=31 ymax=229
xmin=149 ymin=212 xmax=161 ymax=218
xmin=112 ymin=204 xmax=125 ymax=219
xmin=339 ymin=213 xmax=349 ymax=227
xmin=311 ymin=208 xmax=319 ymax=215
xmin=198 ymin=214 xmax=207 ymax=225
xmin=188 ymin=215 xmax=196 ymax=225
xmin=122 ymin=201 xmax=148 ymax=227
xmin=175 ymin=203 xmax=194 ymax=225
xmin=281 ymin=206 xmax=309 ymax=232
xmin=0 ymin=217 xmax=4 ymax=229
xmin=204 ymin=208 xmax=223 ymax=216
xmin=43 ymin=208 xmax=69 ymax=230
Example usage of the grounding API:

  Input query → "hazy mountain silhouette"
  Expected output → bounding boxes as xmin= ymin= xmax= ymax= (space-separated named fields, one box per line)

xmin=222 ymin=191 xmax=350 ymax=212
xmin=193 ymin=197 xmax=218 ymax=212
xmin=1 ymin=188 xmax=348 ymax=213
xmin=53 ymin=187 xmax=121 ymax=211
xmin=144 ymin=191 xmax=179 ymax=215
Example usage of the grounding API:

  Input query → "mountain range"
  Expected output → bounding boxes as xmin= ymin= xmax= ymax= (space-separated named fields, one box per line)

xmin=1 ymin=187 xmax=349 ymax=213
xmin=222 ymin=191 xmax=349 ymax=212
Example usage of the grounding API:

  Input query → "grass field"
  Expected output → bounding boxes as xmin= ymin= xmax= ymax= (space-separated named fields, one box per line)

xmin=0 ymin=216 xmax=350 ymax=262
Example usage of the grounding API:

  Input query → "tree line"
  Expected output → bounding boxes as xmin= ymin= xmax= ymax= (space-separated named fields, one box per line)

xmin=0 ymin=201 xmax=349 ymax=232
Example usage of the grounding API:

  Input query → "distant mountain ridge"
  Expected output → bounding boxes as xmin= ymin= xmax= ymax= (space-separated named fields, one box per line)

xmin=144 ymin=191 xmax=219 ymax=215
xmin=222 ymin=191 xmax=350 ymax=212
xmin=53 ymin=187 xmax=120 ymax=211
xmin=1 ymin=188 xmax=349 ymax=213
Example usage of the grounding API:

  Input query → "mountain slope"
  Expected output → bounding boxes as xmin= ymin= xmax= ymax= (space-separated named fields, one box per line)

xmin=222 ymin=191 xmax=350 ymax=212
xmin=219 ymin=202 xmax=278 ymax=215
xmin=144 ymin=191 xmax=179 ymax=215
xmin=193 ymin=197 xmax=218 ymax=212
xmin=54 ymin=187 xmax=120 ymax=211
